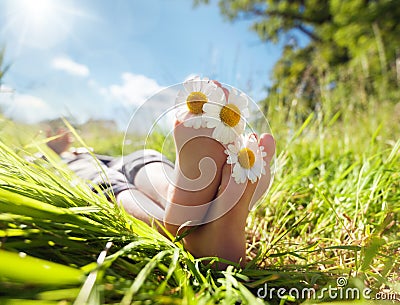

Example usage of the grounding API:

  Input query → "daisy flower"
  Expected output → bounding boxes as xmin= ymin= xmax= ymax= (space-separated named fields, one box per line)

xmin=203 ymin=88 xmax=249 ymax=144
xmin=225 ymin=134 xmax=267 ymax=184
xmin=175 ymin=76 xmax=225 ymax=129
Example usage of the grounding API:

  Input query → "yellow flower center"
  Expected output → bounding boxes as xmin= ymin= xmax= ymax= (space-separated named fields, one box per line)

xmin=238 ymin=148 xmax=255 ymax=169
xmin=219 ymin=103 xmax=241 ymax=127
xmin=186 ymin=91 xmax=207 ymax=114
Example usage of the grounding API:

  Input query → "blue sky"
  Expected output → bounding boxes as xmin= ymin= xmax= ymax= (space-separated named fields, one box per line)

xmin=0 ymin=0 xmax=284 ymax=125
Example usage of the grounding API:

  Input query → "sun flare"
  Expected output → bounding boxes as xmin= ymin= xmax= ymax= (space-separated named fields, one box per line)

xmin=19 ymin=0 xmax=55 ymax=26
xmin=4 ymin=0 xmax=86 ymax=50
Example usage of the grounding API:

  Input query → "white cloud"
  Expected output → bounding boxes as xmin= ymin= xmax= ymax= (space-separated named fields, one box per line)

xmin=0 ymin=84 xmax=14 ymax=93
xmin=15 ymin=94 xmax=46 ymax=108
xmin=51 ymin=56 xmax=90 ymax=77
xmin=99 ymin=72 xmax=182 ymax=133
xmin=107 ymin=73 xmax=163 ymax=106
xmin=0 ymin=93 xmax=55 ymax=123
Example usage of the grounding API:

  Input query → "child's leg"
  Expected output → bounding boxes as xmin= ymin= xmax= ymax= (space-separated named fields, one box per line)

xmin=110 ymin=150 xmax=175 ymax=210
xmin=116 ymin=188 xmax=165 ymax=224
xmin=133 ymin=162 xmax=173 ymax=209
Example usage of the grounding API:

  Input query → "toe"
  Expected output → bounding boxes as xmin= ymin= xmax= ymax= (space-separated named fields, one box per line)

xmin=259 ymin=133 xmax=275 ymax=165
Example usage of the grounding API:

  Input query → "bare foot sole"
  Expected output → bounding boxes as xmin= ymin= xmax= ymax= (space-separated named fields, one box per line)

xmin=164 ymin=119 xmax=227 ymax=234
xmin=182 ymin=133 xmax=275 ymax=267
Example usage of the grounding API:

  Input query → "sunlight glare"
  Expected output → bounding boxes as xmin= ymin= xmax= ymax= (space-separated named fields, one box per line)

xmin=3 ymin=0 xmax=85 ymax=51
xmin=20 ymin=0 xmax=55 ymax=27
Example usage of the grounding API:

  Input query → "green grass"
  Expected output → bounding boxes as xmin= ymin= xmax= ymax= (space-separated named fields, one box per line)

xmin=0 ymin=87 xmax=399 ymax=304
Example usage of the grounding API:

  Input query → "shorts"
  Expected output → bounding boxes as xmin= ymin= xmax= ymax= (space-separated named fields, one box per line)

xmin=62 ymin=149 xmax=174 ymax=198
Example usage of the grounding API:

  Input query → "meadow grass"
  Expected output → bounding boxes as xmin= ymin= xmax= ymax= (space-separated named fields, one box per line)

xmin=0 ymin=87 xmax=399 ymax=304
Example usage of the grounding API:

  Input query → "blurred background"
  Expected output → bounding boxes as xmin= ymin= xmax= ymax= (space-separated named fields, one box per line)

xmin=0 ymin=0 xmax=399 ymax=153
xmin=0 ymin=0 xmax=285 ymax=125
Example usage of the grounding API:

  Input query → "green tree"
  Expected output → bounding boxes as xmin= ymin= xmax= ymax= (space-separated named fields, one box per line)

xmin=195 ymin=0 xmax=400 ymax=113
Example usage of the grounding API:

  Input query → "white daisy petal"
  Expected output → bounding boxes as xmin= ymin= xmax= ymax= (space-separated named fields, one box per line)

xmin=176 ymin=108 xmax=187 ymax=123
xmin=204 ymin=113 xmax=220 ymax=123
xmin=220 ymin=126 xmax=233 ymax=144
xmin=206 ymin=119 xmax=219 ymax=129
xmin=246 ymin=139 xmax=259 ymax=151
xmin=227 ymin=154 xmax=238 ymax=164
xmin=233 ymin=120 xmax=245 ymax=135
xmin=183 ymin=81 xmax=194 ymax=93
xmin=176 ymin=91 xmax=188 ymax=105
xmin=240 ymin=173 xmax=247 ymax=184
xmin=238 ymin=94 xmax=249 ymax=108
xmin=212 ymin=124 xmax=225 ymax=141
xmin=202 ymin=81 xmax=217 ymax=95
xmin=193 ymin=117 xmax=203 ymax=129
xmin=215 ymin=126 xmax=225 ymax=143
xmin=241 ymin=108 xmax=250 ymax=118
xmin=203 ymin=103 xmax=222 ymax=115
xmin=227 ymin=143 xmax=238 ymax=154
xmin=232 ymin=163 xmax=246 ymax=184
xmin=248 ymin=170 xmax=258 ymax=183
xmin=251 ymin=163 xmax=262 ymax=175
xmin=228 ymin=91 xmax=247 ymax=109
xmin=208 ymin=88 xmax=225 ymax=103
xmin=225 ymin=128 xmax=238 ymax=144
xmin=259 ymin=145 xmax=267 ymax=158
xmin=232 ymin=163 xmax=241 ymax=176
xmin=183 ymin=120 xmax=193 ymax=128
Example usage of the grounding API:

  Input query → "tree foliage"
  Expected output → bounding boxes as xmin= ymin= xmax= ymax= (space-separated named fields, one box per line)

xmin=195 ymin=0 xmax=400 ymax=113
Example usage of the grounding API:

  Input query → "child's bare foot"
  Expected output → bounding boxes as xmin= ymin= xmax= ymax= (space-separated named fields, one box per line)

xmin=164 ymin=119 xmax=227 ymax=234
xmin=46 ymin=129 xmax=73 ymax=155
xmin=180 ymin=133 xmax=275 ymax=267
